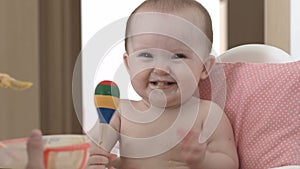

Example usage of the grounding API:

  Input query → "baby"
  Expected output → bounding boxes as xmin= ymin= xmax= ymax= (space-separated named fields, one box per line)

xmin=88 ymin=0 xmax=238 ymax=168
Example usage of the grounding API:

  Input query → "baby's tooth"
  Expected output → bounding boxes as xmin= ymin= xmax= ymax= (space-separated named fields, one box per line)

xmin=157 ymin=82 xmax=164 ymax=86
xmin=149 ymin=83 xmax=156 ymax=89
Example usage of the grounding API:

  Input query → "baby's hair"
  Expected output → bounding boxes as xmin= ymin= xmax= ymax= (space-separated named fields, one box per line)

xmin=125 ymin=0 xmax=213 ymax=52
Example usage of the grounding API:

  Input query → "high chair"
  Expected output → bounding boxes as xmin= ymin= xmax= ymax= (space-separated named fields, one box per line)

xmin=200 ymin=44 xmax=300 ymax=169
xmin=218 ymin=44 xmax=296 ymax=63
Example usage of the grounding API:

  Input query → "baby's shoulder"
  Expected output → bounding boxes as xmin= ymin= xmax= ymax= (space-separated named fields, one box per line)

xmin=194 ymin=98 xmax=224 ymax=122
xmin=188 ymin=97 xmax=223 ymax=112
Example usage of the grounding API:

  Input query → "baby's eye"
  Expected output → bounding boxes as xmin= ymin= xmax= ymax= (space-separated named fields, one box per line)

xmin=138 ymin=52 xmax=153 ymax=58
xmin=172 ymin=53 xmax=187 ymax=59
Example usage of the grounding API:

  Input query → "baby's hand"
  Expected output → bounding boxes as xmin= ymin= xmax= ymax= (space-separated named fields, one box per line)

xmin=87 ymin=142 xmax=117 ymax=169
xmin=178 ymin=129 xmax=207 ymax=168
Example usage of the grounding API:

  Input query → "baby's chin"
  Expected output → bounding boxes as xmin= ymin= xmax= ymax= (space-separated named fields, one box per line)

xmin=143 ymin=90 xmax=191 ymax=109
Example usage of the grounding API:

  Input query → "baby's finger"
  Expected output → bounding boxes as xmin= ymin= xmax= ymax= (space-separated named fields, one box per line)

xmin=180 ymin=130 xmax=200 ymax=146
xmin=108 ymin=153 xmax=118 ymax=160
xmin=177 ymin=128 xmax=188 ymax=138
xmin=89 ymin=145 xmax=109 ymax=157
xmin=177 ymin=128 xmax=192 ymax=145
xmin=107 ymin=156 xmax=121 ymax=168
xmin=87 ymin=166 xmax=106 ymax=169
xmin=88 ymin=155 xmax=109 ymax=165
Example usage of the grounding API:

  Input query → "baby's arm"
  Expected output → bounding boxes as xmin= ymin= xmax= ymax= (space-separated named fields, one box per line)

xmin=180 ymin=110 xmax=238 ymax=169
xmin=198 ymin=113 xmax=238 ymax=169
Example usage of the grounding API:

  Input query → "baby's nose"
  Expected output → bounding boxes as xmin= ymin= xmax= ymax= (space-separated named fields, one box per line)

xmin=152 ymin=58 xmax=171 ymax=75
xmin=152 ymin=67 xmax=169 ymax=75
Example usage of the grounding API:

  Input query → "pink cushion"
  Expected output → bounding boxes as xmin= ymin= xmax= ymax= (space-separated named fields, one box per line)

xmin=198 ymin=61 xmax=300 ymax=169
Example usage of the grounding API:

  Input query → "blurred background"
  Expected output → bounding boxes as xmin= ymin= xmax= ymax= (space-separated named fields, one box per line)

xmin=0 ymin=0 xmax=299 ymax=140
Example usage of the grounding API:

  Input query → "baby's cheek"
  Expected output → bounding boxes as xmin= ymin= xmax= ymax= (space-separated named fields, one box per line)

xmin=131 ymin=75 xmax=149 ymax=95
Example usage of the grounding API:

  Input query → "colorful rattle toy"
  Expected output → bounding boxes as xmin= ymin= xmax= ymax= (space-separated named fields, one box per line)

xmin=94 ymin=80 xmax=120 ymax=145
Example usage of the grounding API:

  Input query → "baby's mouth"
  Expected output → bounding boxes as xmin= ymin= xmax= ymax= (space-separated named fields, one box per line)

xmin=149 ymin=81 xmax=177 ymax=89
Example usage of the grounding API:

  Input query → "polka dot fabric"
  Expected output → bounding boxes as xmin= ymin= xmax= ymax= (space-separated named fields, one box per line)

xmin=198 ymin=61 xmax=300 ymax=169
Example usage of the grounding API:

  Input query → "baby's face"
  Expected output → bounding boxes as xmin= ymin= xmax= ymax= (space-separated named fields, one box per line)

xmin=124 ymin=34 xmax=208 ymax=108
xmin=124 ymin=11 xmax=212 ymax=108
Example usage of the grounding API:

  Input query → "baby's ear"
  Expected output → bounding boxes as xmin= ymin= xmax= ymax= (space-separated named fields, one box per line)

xmin=200 ymin=55 xmax=215 ymax=79
xmin=123 ymin=52 xmax=130 ymax=71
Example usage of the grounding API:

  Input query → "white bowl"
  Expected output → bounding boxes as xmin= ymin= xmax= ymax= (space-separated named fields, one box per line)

xmin=0 ymin=135 xmax=90 ymax=169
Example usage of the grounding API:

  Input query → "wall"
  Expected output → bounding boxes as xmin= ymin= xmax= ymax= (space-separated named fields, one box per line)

xmin=0 ymin=0 xmax=40 ymax=139
xmin=265 ymin=0 xmax=290 ymax=53
xmin=227 ymin=0 xmax=264 ymax=49
xmin=291 ymin=0 xmax=300 ymax=57
xmin=265 ymin=0 xmax=300 ymax=58
xmin=0 ymin=0 xmax=82 ymax=140
xmin=39 ymin=0 xmax=82 ymax=135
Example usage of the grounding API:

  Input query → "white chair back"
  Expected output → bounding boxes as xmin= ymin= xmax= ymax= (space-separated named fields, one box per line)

xmin=218 ymin=44 xmax=297 ymax=63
